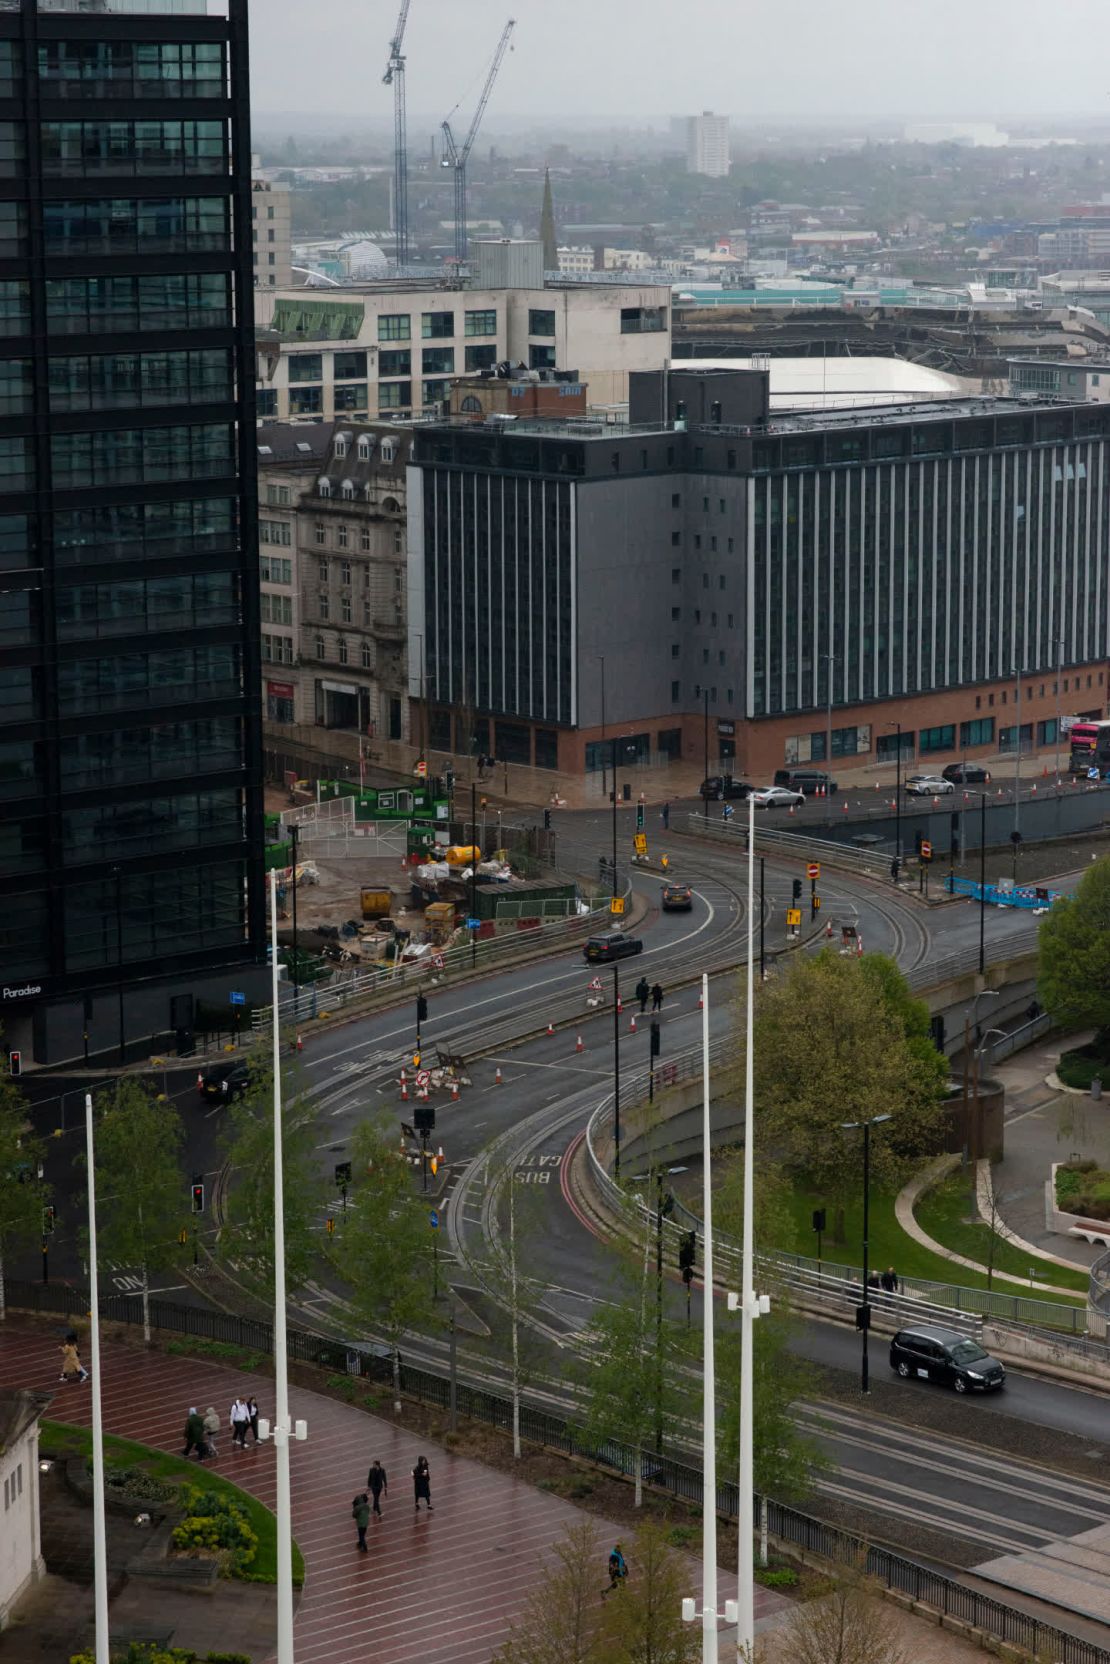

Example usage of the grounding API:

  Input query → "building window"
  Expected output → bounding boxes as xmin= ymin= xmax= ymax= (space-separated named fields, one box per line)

xmin=315 ymin=634 xmax=325 ymax=659
xmin=465 ymin=308 xmax=497 ymax=336
xmin=341 ymin=596 xmax=352 ymax=623
xmin=620 ymin=305 xmax=666 ymax=333
xmin=338 ymin=638 xmax=348 ymax=665
xmin=337 ymin=526 xmax=349 ymax=550
xmin=378 ymin=313 xmax=411 ymax=341
xmin=671 ymin=493 xmax=681 ymax=508
xmin=259 ymin=592 xmax=292 ymax=625
xmin=918 ymin=724 xmax=956 ymax=755
xmin=288 ymin=353 xmax=323 ymax=383
xmin=289 ymin=386 xmax=322 ymax=416
xmin=378 ymin=381 xmax=411 ymax=410
xmin=421 ymin=310 xmax=454 ymax=339
xmin=318 ymin=591 xmax=329 ymax=619
xmin=465 ymin=344 xmax=497 ymax=372
xmin=361 ymin=643 xmax=372 ymax=669
xmin=671 ymin=568 xmax=680 ymax=584
xmin=315 ymin=527 xmax=327 ymax=548
xmin=360 ymin=529 xmax=371 ymax=553
xmin=529 ymin=344 xmax=556 ymax=370
xmin=257 ymin=388 xmax=277 ymax=418
xmin=334 ymin=349 xmax=366 ymax=380
xmin=671 ymin=681 xmax=680 ymax=701
xmin=671 ymin=607 xmax=680 ymax=620
xmin=671 ymin=644 xmax=680 ymax=659
xmin=265 ymin=483 xmax=291 ymax=507
xmin=259 ymin=555 xmax=291 ymax=584
xmin=422 ymin=379 xmax=447 ymax=406
xmin=259 ymin=519 xmax=290 ymax=547
xmin=998 ymin=723 xmax=1033 ymax=753
xmin=334 ymin=384 xmax=367 ymax=412
xmin=1037 ymin=718 xmax=1058 ymax=746
xmin=261 ymin=632 xmax=293 ymax=665
xmin=528 ymin=308 xmax=556 ymax=337
xmin=379 ymin=349 xmax=411 ymax=376
xmin=959 ymin=717 xmax=994 ymax=747
xmin=340 ymin=560 xmax=351 ymax=583
xmin=422 ymin=346 xmax=455 ymax=375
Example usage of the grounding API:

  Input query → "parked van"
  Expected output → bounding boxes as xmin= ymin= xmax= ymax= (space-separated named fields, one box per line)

xmin=773 ymin=768 xmax=837 ymax=796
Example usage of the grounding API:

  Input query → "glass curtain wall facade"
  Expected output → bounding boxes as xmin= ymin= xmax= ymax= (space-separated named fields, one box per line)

xmin=0 ymin=0 xmax=262 ymax=1060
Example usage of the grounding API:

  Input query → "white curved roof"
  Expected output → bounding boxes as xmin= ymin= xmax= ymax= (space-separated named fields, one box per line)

xmin=684 ymin=355 xmax=969 ymax=410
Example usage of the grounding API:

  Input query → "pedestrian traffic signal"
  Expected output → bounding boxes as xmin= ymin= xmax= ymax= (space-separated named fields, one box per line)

xmin=811 ymin=1208 xmax=826 ymax=1234
xmin=678 ymin=1230 xmax=696 ymax=1283
xmin=636 ymin=802 xmax=645 ymax=830
xmin=543 ymin=808 xmax=552 ymax=830
xmin=42 ymin=1205 xmax=55 ymax=1235
xmin=335 ymin=1160 xmax=351 ymax=1188
xmin=791 ymin=879 xmax=802 ymax=902
xmin=416 ymin=993 xmax=429 ymax=1026
xmin=650 ymin=1020 xmax=661 ymax=1059
xmin=413 ymin=1101 xmax=435 ymax=1135
xmin=8 ymin=1050 xmax=20 ymax=1077
xmin=191 ymin=1180 xmax=205 ymax=1214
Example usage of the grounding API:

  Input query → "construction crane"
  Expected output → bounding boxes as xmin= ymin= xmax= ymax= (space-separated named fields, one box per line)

xmin=441 ymin=18 xmax=515 ymax=266
xmin=382 ymin=0 xmax=412 ymax=267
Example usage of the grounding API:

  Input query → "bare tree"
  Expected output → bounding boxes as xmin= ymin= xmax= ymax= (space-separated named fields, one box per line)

xmin=775 ymin=1556 xmax=908 ymax=1664
xmin=492 ymin=1519 xmax=604 ymax=1664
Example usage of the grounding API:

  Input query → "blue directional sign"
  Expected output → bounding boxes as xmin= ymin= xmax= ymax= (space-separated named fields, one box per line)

xmin=429 ymin=1209 xmax=439 ymax=1229
xmin=229 ymin=991 xmax=246 ymax=1006
xmin=466 ymin=917 xmax=481 ymax=930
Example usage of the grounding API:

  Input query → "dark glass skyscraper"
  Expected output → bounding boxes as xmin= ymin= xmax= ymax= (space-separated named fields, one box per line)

xmin=0 ymin=0 xmax=263 ymax=1065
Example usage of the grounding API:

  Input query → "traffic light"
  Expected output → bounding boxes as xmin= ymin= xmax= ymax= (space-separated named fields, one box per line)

xmin=325 ymin=1216 xmax=335 ymax=1235
xmin=791 ymin=879 xmax=802 ymax=902
xmin=191 ymin=1178 xmax=205 ymax=1214
xmin=915 ymin=830 xmax=923 ymax=856
xmin=416 ymin=992 xmax=429 ymax=1027
xmin=950 ymin=811 xmax=960 ymax=859
xmin=334 ymin=1160 xmax=351 ymax=1188
xmin=543 ymin=808 xmax=552 ymax=830
xmin=8 ymin=1050 xmax=20 ymax=1077
xmin=650 ymin=1019 xmax=661 ymax=1059
xmin=413 ymin=1101 xmax=435 ymax=1135
xmin=42 ymin=1205 xmax=55 ymax=1235
xmin=678 ymin=1230 xmax=696 ymax=1284
xmin=636 ymin=802 xmax=645 ymax=830
xmin=811 ymin=1208 xmax=826 ymax=1234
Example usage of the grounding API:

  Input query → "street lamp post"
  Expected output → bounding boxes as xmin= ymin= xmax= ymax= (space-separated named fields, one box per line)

xmin=885 ymin=722 xmax=904 ymax=864
xmin=977 ymin=792 xmax=987 ymax=977
xmin=841 ymin=1113 xmax=891 ymax=1394
xmin=612 ymin=961 xmax=621 ymax=1179
xmin=289 ymin=820 xmax=300 ymax=1012
xmin=703 ymin=688 xmax=709 ymax=823
xmin=84 ymin=1091 xmax=109 ymax=1664
xmin=599 ymin=653 xmax=607 ymax=800
xmin=699 ymin=972 xmax=718 ymax=1661
xmin=825 ymin=652 xmax=837 ymax=778
xmin=1013 ymin=663 xmax=1022 ymax=839
xmin=611 ymin=733 xmax=619 ymax=899
xmin=470 ymin=780 xmax=478 ymax=967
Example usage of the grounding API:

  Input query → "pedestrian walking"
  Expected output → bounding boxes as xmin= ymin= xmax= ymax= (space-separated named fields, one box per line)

xmin=182 ymin=1407 xmax=206 ymax=1461
xmin=58 ymin=1333 xmax=88 ymax=1384
xmin=880 ymin=1266 xmax=899 ymax=1294
xmin=602 ymin=1542 xmax=628 ymax=1594
xmin=366 ymin=1459 xmax=388 ymax=1517
xmin=635 ymin=975 xmax=650 ymax=1014
xmin=650 ymin=983 xmax=664 ymax=1013
xmin=246 ymin=1397 xmax=260 ymax=1444
xmin=412 ymin=1455 xmax=433 ymax=1512
xmin=890 ymin=856 xmax=901 ymax=883
xmin=202 ymin=1405 xmax=220 ymax=1459
xmin=722 ymin=802 xmax=734 ymax=822
xmin=229 ymin=1396 xmax=250 ymax=1449
xmin=661 ymin=802 xmax=670 ymax=831
xmin=352 ymin=1492 xmax=370 ymax=1553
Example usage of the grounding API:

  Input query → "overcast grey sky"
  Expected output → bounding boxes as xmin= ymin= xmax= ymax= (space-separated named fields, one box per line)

xmin=249 ymin=0 xmax=1110 ymax=127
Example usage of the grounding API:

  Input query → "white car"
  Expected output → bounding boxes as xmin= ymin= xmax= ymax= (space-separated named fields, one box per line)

xmin=750 ymin=785 xmax=806 ymax=809
xmin=904 ymin=775 xmax=955 ymax=796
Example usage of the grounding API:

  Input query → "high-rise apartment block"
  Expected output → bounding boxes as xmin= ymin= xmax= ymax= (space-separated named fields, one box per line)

xmin=686 ymin=111 xmax=730 ymax=179
xmin=0 ymin=0 xmax=264 ymax=1065
xmin=251 ymin=175 xmax=291 ymax=289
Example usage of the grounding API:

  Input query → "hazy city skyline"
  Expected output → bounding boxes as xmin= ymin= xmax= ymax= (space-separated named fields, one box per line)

xmin=250 ymin=0 xmax=1110 ymax=128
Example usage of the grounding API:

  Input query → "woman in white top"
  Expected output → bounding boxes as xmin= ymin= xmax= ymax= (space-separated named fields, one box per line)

xmin=229 ymin=1396 xmax=250 ymax=1448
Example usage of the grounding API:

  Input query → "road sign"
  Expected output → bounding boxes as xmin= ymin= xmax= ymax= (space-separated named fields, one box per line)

xmin=786 ymin=908 xmax=802 ymax=927
xmin=229 ymin=991 xmax=246 ymax=1006
xmin=466 ymin=916 xmax=481 ymax=930
xmin=416 ymin=1069 xmax=431 ymax=1088
xmin=588 ymin=976 xmax=603 ymax=991
xmin=414 ymin=757 xmax=427 ymax=777
xmin=1090 ymin=767 xmax=1101 ymax=780
xmin=920 ymin=839 xmax=933 ymax=862
xmin=429 ymin=1209 xmax=439 ymax=1229
xmin=634 ymin=832 xmax=647 ymax=855
xmin=807 ymin=862 xmax=820 ymax=881
xmin=610 ymin=896 xmax=625 ymax=915
xmin=432 ymin=953 xmax=445 ymax=971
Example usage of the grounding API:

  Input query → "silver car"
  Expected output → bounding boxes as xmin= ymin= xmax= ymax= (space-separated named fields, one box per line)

xmin=904 ymin=774 xmax=954 ymax=796
xmin=750 ymin=785 xmax=806 ymax=809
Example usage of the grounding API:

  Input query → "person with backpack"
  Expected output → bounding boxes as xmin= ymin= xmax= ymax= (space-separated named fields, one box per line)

xmin=366 ymin=1459 xmax=387 ymax=1518
xmin=229 ymin=1396 xmax=250 ymax=1448
xmin=603 ymin=1542 xmax=628 ymax=1594
xmin=351 ymin=1492 xmax=370 ymax=1553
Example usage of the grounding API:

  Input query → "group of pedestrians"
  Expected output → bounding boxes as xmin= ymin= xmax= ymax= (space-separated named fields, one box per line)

xmin=634 ymin=977 xmax=665 ymax=1014
xmin=182 ymin=1395 xmax=260 ymax=1461
xmin=351 ymin=1456 xmax=433 ymax=1553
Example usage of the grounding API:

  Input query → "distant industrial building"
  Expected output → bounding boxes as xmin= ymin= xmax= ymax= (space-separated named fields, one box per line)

xmin=685 ymin=112 xmax=731 ymax=179
xmin=407 ymin=368 xmax=1110 ymax=782
xmin=1009 ymin=359 xmax=1110 ymax=403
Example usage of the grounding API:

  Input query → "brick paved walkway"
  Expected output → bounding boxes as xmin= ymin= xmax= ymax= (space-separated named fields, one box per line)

xmin=1 ymin=1324 xmax=788 ymax=1663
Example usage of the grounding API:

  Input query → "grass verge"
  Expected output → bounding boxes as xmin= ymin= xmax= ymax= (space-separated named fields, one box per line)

xmin=774 ymin=1182 xmax=1085 ymax=1308
xmin=914 ymin=1172 xmax=1088 ymax=1296
xmin=40 ymin=1419 xmax=304 ymax=1585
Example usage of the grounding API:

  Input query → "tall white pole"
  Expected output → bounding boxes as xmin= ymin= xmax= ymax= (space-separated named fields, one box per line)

xmin=84 ymin=1092 xmax=109 ymax=1664
xmin=737 ymin=796 xmax=756 ymax=1659
xmin=701 ymin=972 xmax=718 ymax=1664
xmin=270 ymin=870 xmax=295 ymax=1664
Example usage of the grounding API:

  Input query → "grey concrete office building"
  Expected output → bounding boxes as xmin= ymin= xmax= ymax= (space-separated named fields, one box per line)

xmin=0 ymin=0 xmax=264 ymax=1066
xmin=407 ymin=372 xmax=1110 ymax=782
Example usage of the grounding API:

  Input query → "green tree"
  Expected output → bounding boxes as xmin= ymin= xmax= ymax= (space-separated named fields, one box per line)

xmin=594 ymin=1519 xmax=700 ymax=1664
xmin=337 ymin=1118 xmax=438 ymax=1409
xmin=220 ymin=1063 xmax=328 ymax=1299
xmin=577 ymin=1216 xmax=695 ymax=1507
xmin=1039 ymin=855 xmax=1110 ymax=1036
xmin=0 ymin=1071 xmax=46 ymax=1321
xmin=715 ymin=1300 xmax=825 ymax=1503
xmin=859 ymin=954 xmax=949 ymax=1087
xmin=84 ymin=1079 xmax=186 ymax=1343
xmin=492 ymin=1518 xmax=603 ymax=1664
xmin=752 ymin=951 xmax=947 ymax=1218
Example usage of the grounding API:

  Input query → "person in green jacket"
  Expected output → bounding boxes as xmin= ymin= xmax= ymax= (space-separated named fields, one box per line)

xmin=352 ymin=1492 xmax=370 ymax=1553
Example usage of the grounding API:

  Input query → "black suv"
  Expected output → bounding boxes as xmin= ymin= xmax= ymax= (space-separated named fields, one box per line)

xmin=699 ymin=776 xmax=751 ymax=801
xmin=942 ymin=763 xmax=992 ymax=784
xmin=773 ymin=768 xmax=838 ymax=796
xmin=583 ymin=933 xmax=644 ymax=963
xmin=889 ymin=1326 xmax=1005 ymax=1393
xmin=198 ymin=1061 xmax=253 ymax=1103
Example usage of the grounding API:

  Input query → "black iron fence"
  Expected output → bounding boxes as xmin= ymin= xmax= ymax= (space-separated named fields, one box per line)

xmin=7 ymin=1277 xmax=1107 ymax=1664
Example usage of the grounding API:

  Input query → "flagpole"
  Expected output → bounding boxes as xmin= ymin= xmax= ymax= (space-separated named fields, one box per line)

xmin=737 ymin=793 xmax=756 ymax=1658
xmin=84 ymin=1091 xmax=109 ymax=1664
xmin=270 ymin=869 xmax=295 ymax=1663
xmin=701 ymin=971 xmax=718 ymax=1664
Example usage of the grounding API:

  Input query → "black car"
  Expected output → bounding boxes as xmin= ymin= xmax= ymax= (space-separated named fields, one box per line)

xmin=583 ymin=932 xmax=644 ymax=963
xmin=661 ymin=883 xmax=693 ymax=911
xmin=942 ymin=763 xmax=992 ymax=784
xmin=198 ymin=1061 xmax=252 ymax=1103
xmin=889 ymin=1326 xmax=1005 ymax=1393
xmin=699 ymin=775 xmax=751 ymax=801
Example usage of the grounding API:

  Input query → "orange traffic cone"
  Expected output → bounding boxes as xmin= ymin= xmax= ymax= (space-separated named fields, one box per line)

xmin=401 ymin=1079 xmax=409 ymax=1100
xmin=575 ymin=1034 xmax=584 ymax=1053
xmin=697 ymin=991 xmax=704 ymax=1009
xmin=400 ymin=1067 xmax=407 ymax=1084
xmin=546 ymin=1021 xmax=554 ymax=1037
xmin=296 ymin=1033 xmax=303 ymax=1054
xmin=630 ymin=1014 xmax=637 ymax=1033
xmin=196 ymin=1070 xmax=204 ymax=1092
xmin=495 ymin=1066 xmax=503 ymax=1085
xmin=616 ymin=996 xmax=623 ymax=1014
xmin=451 ymin=1080 xmax=459 ymax=1102
xmin=842 ymin=800 xmax=848 ymax=813
xmin=856 ymin=936 xmax=864 ymax=957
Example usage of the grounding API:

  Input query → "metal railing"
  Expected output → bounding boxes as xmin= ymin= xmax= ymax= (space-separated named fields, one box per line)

xmin=4 ymin=1277 xmax=1106 ymax=1664
xmin=1092 ymin=1248 xmax=1110 ymax=1318
xmin=985 ymin=1010 xmax=1053 ymax=1064
xmin=905 ymin=924 xmax=1040 ymax=992
xmin=683 ymin=813 xmax=893 ymax=878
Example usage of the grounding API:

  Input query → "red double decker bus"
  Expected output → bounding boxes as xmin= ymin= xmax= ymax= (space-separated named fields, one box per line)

xmin=1068 ymin=718 xmax=1110 ymax=775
